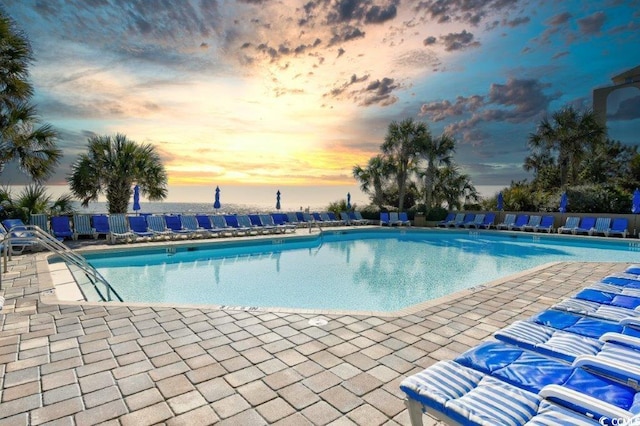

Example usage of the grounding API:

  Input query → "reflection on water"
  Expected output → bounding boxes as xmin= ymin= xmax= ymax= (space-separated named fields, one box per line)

xmin=91 ymin=231 xmax=639 ymax=312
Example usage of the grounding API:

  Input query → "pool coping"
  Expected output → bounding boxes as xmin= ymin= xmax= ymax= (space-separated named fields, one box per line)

xmin=36 ymin=226 xmax=598 ymax=318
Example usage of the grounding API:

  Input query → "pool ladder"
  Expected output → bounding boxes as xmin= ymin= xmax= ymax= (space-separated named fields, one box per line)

xmin=1 ymin=225 xmax=122 ymax=302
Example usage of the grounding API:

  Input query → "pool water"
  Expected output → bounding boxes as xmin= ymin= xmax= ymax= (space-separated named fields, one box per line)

xmin=84 ymin=229 xmax=640 ymax=312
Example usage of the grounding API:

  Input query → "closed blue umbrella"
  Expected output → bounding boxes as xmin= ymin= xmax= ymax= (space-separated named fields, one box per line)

xmin=632 ymin=188 xmax=640 ymax=214
xmin=132 ymin=185 xmax=141 ymax=213
xmin=347 ymin=192 xmax=351 ymax=210
xmin=276 ymin=190 xmax=281 ymax=210
xmin=497 ymin=192 xmax=503 ymax=211
xmin=559 ymin=192 xmax=568 ymax=213
xmin=213 ymin=186 xmax=221 ymax=210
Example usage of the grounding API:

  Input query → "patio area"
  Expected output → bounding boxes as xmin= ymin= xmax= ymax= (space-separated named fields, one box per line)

xmin=0 ymin=249 xmax=627 ymax=425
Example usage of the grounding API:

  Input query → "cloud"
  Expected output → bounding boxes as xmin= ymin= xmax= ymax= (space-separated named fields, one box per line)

xmin=503 ymin=16 xmax=530 ymax=27
xmin=577 ymin=11 xmax=606 ymax=34
xmin=423 ymin=36 xmax=437 ymax=46
xmin=440 ymin=30 xmax=480 ymax=51
xmin=551 ymin=51 xmax=569 ymax=59
xmin=414 ymin=0 xmax=519 ymax=26
xmin=359 ymin=77 xmax=398 ymax=106
xmin=420 ymin=78 xmax=557 ymax=144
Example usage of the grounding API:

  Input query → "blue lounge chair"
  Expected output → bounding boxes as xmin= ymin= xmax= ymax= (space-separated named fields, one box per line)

xmin=224 ymin=215 xmax=252 ymax=235
xmin=520 ymin=215 xmax=541 ymax=232
xmin=327 ymin=212 xmax=346 ymax=226
xmin=195 ymin=214 xmax=225 ymax=237
xmin=30 ymin=213 xmax=50 ymax=234
xmin=245 ymin=214 xmax=275 ymax=234
xmin=533 ymin=215 xmax=554 ymax=233
xmin=446 ymin=213 xmax=465 ymax=228
xmin=108 ymin=214 xmax=136 ymax=243
xmin=454 ymin=213 xmax=475 ymax=228
xmin=437 ymin=212 xmax=455 ymax=227
xmin=146 ymin=215 xmax=174 ymax=240
xmin=210 ymin=215 xmax=238 ymax=236
xmin=180 ymin=215 xmax=209 ymax=238
xmin=269 ymin=214 xmax=296 ymax=232
xmin=318 ymin=212 xmax=339 ymax=227
xmin=495 ymin=213 xmax=516 ymax=230
xmin=398 ymin=212 xmax=411 ymax=226
xmin=589 ymin=217 xmax=611 ymax=236
xmin=235 ymin=215 xmax=261 ymax=235
xmin=605 ymin=218 xmax=628 ymax=238
xmin=476 ymin=212 xmax=495 ymax=229
xmin=353 ymin=211 xmax=371 ymax=225
xmin=401 ymin=340 xmax=635 ymax=426
xmin=0 ymin=220 xmax=39 ymax=255
xmin=508 ymin=214 xmax=529 ymax=230
xmin=128 ymin=216 xmax=154 ymax=241
xmin=164 ymin=215 xmax=193 ymax=238
xmin=573 ymin=217 xmax=596 ymax=235
xmin=388 ymin=212 xmax=404 ymax=226
xmin=92 ymin=215 xmax=110 ymax=239
xmin=73 ymin=214 xmax=97 ymax=240
xmin=464 ymin=213 xmax=484 ymax=228
xmin=51 ymin=216 xmax=74 ymax=240
xmin=285 ymin=212 xmax=303 ymax=228
xmin=259 ymin=214 xmax=288 ymax=233
xmin=380 ymin=212 xmax=390 ymax=226
xmin=557 ymin=216 xmax=580 ymax=234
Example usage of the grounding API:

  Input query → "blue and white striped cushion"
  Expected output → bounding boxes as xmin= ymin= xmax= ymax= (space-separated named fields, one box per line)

xmin=598 ymin=342 xmax=640 ymax=366
xmin=553 ymin=299 xmax=640 ymax=321
xmin=399 ymin=360 xmax=483 ymax=408
xmin=523 ymin=401 xmax=600 ymax=425
xmin=447 ymin=375 xmax=541 ymax=426
xmin=497 ymin=322 xmax=601 ymax=360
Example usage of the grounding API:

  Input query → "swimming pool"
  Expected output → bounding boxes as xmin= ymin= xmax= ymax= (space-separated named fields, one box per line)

xmin=76 ymin=228 xmax=640 ymax=312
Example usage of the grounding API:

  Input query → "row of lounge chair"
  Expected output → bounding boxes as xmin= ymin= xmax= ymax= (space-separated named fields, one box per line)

xmin=400 ymin=264 xmax=640 ymax=425
xmin=23 ymin=211 xmax=374 ymax=245
xmin=438 ymin=212 xmax=631 ymax=237
xmin=380 ymin=212 xmax=411 ymax=226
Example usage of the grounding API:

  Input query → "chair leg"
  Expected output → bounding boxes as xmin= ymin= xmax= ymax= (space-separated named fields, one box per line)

xmin=405 ymin=398 xmax=424 ymax=426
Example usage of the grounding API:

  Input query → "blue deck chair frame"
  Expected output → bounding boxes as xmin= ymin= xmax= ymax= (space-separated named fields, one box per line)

xmin=573 ymin=217 xmax=596 ymax=235
xmin=51 ymin=216 xmax=74 ymax=240
xmin=606 ymin=218 xmax=628 ymax=238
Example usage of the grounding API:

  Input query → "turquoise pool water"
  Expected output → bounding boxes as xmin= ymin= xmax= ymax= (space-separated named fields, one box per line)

xmin=84 ymin=229 xmax=640 ymax=312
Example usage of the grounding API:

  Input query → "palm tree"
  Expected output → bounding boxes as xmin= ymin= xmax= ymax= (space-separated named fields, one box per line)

xmin=68 ymin=134 xmax=168 ymax=213
xmin=0 ymin=11 xmax=61 ymax=182
xmin=434 ymin=165 xmax=478 ymax=210
xmin=527 ymin=107 xmax=605 ymax=188
xmin=352 ymin=155 xmax=391 ymax=208
xmin=418 ymin=133 xmax=455 ymax=212
xmin=381 ymin=118 xmax=428 ymax=212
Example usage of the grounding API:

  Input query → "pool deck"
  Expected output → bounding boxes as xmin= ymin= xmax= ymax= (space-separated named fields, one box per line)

xmin=0 ymin=236 xmax=631 ymax=425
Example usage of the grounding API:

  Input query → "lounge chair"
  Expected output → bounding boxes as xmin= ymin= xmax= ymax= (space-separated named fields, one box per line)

xmin=533 ymin=215 xmax=554 ymax=233
xmin=180 ymin=215 xmax=209 ymax=238
xmin=260 ymin=214 xmax=289 ymax=233
xmin=195 ymin=214 xmax=225 ymax=237
xmin=353 ymin=211 xmax=371 ymax=225
xmin=388 ymin=212 xmax=404 ymax=226
xmin=558 ymin=216 xmax=580 ymax=234
xmin=454 ymin=213 xmax=475 ymax=228
xmin=495 ymin=213 xmax=516 ymax=230
xmin=340 ymin=212 xmax=354 ymax=225
xmin=348 ymin=211 xmax=368 ymax=225
xmin=508 ymin=214 xmax=529 ymax=231
xmin=146 ymin=215 xmax=174 ymax=240
xmin=235 ymin=215 xmax=262 ymax=235
xmin=476 ymin=212 xmax=495 ymax=229
xmin=605 ymin=218 xmax=628 ymax=238
xmin=51 ymin=216 xmax=74 ymax=240
xmin=401 ymin=340 xmax=633 ymax=426
xmin=295 ymin=212 xmax=313 ymax=227
xmin=164 ymin=215 xmax=193 ymax=238
xmin=445 ymin=213 xmax=465 ymax=228
xmin=436 ymin=212 xmax=455 ymax=227
xmin=30 ymin=213 xmax=50 ymax=234
xmin=128 ymin=216 xmax=154 ymax=241
xmin=107 ymin=214 xmax=136 ymax=243
xmin=327 ymin=212 xmax=346 ymax=226
xmin=318 ymin=212 xmax=339 ymax=227
xmin=398 ymin=212 xmax=411 ymax=226
xmin=73 ymin=214 xmax=97 ymax=240
xmin=224 ymin=215 xmax=252 ymax=235
xmin=210 ymin=215 xmax=238 ymax=236
xmin=91 ymin=215 xmax=110 ymax=239
xmin=589 ymin=217 xmax=612 ymax=236
xmin=271 ymin=213 xmax=297 ymax=232
xmin=520 ymin=215 xmax=541 ymax=232
xmin=573 ymin=217 xmax=596 ymax=235
xmin=464 ymin=213 xmax=484 ymax=228
xmin=380 ymin=212 xmax=390 ymax=226
xmin=0 ymin=220 xmax=39 ymax=255
xmin=285 ymin=212 xmax=303 ymax=228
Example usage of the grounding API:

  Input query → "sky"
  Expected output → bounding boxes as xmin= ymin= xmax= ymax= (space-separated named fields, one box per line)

xmin=1 ymin=0 xmax=640 ymax=206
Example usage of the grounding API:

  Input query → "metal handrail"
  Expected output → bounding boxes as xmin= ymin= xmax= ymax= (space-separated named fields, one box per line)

xmin=1 ymin=225 xmax=122 ymax=302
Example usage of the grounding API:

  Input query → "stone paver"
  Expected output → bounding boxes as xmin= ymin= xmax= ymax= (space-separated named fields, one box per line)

xmin=0 ymin=246 xmax=628 ymax=425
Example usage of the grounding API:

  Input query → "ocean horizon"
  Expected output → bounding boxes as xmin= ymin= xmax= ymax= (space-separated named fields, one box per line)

xmin=6 ymin=184 xmax=505 ymax=214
